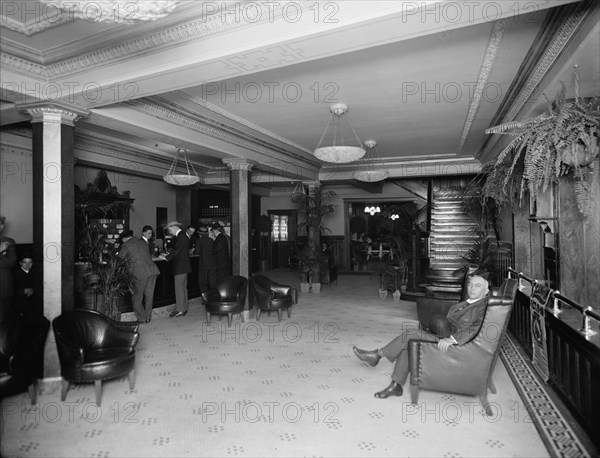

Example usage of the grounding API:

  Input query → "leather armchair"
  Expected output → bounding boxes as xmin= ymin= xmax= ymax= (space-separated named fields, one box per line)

xmin=0 ymin=314 xmax=50 ymax=404
xmin=52 ymin=309 xmax=139 ymax=406
xmin=416 ymin=264 xmax=479 ymax=330
xmin=250 ymin=274 xmax=295 ymax=321
xmin=205 ymin=276 xmax=248 ymax=327
xmin=408 ymin=278 xmax=518 ymax=415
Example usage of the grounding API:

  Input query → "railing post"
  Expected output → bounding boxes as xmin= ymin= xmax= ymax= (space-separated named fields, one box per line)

xmin=552 ymin=290 xmax=561 ymax=317
xmin=582 ymin=307 xmax=598 ymax=338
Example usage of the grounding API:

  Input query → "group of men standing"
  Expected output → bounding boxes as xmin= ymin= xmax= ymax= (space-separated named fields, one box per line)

xmin=123 ymin=220 xmax=231 ymax=320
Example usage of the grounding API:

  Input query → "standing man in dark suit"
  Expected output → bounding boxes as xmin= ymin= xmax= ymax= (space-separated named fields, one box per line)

xmin=160 ymin=221 xmax=191 ymax=317
xmin=194 ymin=226 xmax=217 ymax=298
xmin=141 ymin=225 xmax=159 ymax=257
xmin=118 ymin=230 xmax=160 ymax=323
xmin=12 ymin=254 xmax=35 ymax=317
xmin=211 ymin=222 xmax=231 ymax=284
xmin=0 ymin=216 xmax=17 ymax=323
xmin=352 ymin=272 xmax=490 ymax=399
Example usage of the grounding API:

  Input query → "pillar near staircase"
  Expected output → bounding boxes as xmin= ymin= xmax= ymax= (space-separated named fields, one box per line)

xmin=427 ymin=189 xmax=479 ymax=297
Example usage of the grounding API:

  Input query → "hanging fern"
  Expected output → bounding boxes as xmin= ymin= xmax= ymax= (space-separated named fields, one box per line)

xmin=483 ymin=66 xmax=600 ymax=216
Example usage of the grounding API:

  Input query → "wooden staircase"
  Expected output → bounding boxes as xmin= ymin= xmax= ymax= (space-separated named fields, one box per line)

xmin=426 ymin=191 xmax=478 ymax=296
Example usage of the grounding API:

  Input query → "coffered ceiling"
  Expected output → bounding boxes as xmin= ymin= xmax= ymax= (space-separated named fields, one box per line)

xmin=1 ymin=0 xmax=598 ymax=194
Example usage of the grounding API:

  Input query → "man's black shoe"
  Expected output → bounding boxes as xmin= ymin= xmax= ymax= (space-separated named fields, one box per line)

xmin=374 ymin=381 xmax=403 ymax=399
xmin=353 ymin=346 xmax=381 ymax=367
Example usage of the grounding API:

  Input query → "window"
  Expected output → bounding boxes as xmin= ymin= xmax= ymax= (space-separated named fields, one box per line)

xmin=272 ymin=215 xmax=288 ymax=242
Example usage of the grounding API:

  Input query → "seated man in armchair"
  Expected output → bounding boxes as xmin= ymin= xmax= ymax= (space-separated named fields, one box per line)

xmin=353 ymin=270 xmax=490 ymax=399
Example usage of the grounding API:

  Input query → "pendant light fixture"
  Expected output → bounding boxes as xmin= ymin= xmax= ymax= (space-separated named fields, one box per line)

xmin=354 ymin=140 xmax=389 ymax=182
xmin=314 ymin=103 xmax=365 ymax=163
xmin=163 ymin=147 xmax=200 ymax=186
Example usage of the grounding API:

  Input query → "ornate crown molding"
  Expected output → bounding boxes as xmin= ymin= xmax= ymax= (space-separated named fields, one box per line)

xmin=0 ymin=52 xmax=48 ymax=78
xmin=500 ymin=3 xmax=588 ymax=124
xmin=1 ymin=2 xmax=310 ymax=80
xmin=74 ymin=128 xmax=216 ymax=175
xmin=456 ymin=19 xmax=508 ymax=153
xmin=124 ymin=98 xmax=320 ymax=171
xmin=0 ymin=13 xmax=69 ymax=36
xmin=176 ymin=89 xmax=313 ymax=155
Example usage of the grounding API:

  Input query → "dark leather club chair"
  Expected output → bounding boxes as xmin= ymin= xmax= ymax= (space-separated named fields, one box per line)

xmin=408 ymin=277 xmax=518 ymax=415
xmin=416 ymin=264 xmax=479 ymax=330
xmin=52 ymin=309 xmax=139 ymax=406
xmin=249 ymin=274 xmax=295 ymax=322
xmin=0 ymin=314 xmax=50 ymax=404
xmin=205 ymin=276 xmax=248 ymax=327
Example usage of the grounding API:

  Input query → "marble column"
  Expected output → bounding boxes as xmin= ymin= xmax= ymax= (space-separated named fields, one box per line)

xmin=222 ymin=158 xmax=254 ymax=321
xmin=21 ymin=103 xmax=89 ymax=383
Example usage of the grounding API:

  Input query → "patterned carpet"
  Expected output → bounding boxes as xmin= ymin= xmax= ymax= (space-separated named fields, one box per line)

xmin=0 ymin=270 xmax=586 ymax=457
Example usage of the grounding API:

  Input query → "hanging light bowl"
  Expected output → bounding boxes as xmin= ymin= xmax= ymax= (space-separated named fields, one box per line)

xmin=354 ymin=139 xmax=389 ymax=182
xmin=314 ymin=103 xmax=365 ymax=163
xmin=163 ymin=148 xmax=200 ymax=186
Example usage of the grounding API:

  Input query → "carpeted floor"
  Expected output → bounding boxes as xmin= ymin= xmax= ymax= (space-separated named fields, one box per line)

xmin=0 ymin=270 xmax=589 ymax=457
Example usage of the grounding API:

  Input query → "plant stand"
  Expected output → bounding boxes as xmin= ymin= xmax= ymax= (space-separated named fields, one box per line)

xmin=300 ymin=282 xmax=311 ymax=293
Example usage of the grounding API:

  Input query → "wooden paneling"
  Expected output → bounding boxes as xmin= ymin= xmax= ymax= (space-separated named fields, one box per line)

xmin=508 ymin=290 xmax=533 ymax=358
xmin=558 ymin=158 xmax=600 ymax=310
xmin=546 ymin=311 xmax=600 ymax=446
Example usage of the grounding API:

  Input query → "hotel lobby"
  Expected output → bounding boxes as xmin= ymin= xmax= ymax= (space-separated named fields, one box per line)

xmin=1 ymin=1 xmax=599 ymax=457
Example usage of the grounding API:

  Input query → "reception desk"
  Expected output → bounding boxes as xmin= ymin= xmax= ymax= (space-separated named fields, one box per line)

xmin=75 ymin=256 xmax=203 ymax=313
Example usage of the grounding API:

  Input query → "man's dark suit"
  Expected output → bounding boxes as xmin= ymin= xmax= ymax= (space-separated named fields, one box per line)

xmin=380 ymin=296 xmax=489 ymax=385
xmin=119 ymin=237 xmax=160 ymax=322
xmin=213 ymin=232 xmax=231 ymax=283
xmin=194 ymin=235 xmax=217 ymax=294
xmin=0 ymin=235 xmax=17 ymax=323
xmin=165 ymin=229 xmax=192 ymax=313
xmin=12 ymin=266 xmax=35 ymax=316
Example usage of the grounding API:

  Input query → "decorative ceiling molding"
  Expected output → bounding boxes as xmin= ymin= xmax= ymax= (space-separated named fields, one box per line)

xmin=0 ymin=1 xmax=313 ymax=79
xmin=456 ymin=19 xmax=508 ymax=153
xmin=124 ymin=98 xmax=320 ymax=170
xmin=175 ymin=90 xmax=313 ymax=155
xmin=499 ymin=3 xmax=588 ymax=124
xmin=74 ymin=128 xmax=218 ymax=174
xmin=478 ymin=1 xmax=590 ymax=161
xmin=0 ymin=13 xmax=69 ymax=36
xmin=0 ymin=52 xmax=47 ymax=79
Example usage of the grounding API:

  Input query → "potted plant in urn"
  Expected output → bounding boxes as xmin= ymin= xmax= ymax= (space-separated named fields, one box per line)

xmin=82 ymin=224 xmax=134 ymax=320
xmin=291 ymin=183 xmax=337 ymax=294
xmin=483 ymin=66 xmax=599 ymax=216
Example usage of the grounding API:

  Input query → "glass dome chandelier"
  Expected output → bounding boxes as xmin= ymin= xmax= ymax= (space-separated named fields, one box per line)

xmin=354 ymin=140 xmax=389 ymax=182
xmin=364 ymin=205 xmax=381 ymax=216
xmin=314 ymin=103 xmax=365 ymax=163
xmin=40 ymin=1 xmax=178 ymax=24
xmin=163 ymin=147 xmax=200 ymax=186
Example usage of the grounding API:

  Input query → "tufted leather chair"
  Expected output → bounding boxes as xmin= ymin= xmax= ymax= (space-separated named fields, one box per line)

xmin=204 ymin=276 xmax=248 ymax=327
xmin=52 ymin=309 xmax=139 ymax=406
xmin=408 ymin=277 xmax=518 ymax=415
xmin=249 ymin=274 xmax=296 ymax=322
xmin=416 ymin=264 xmax=479 ymax=330
xmin=0 ymin=314 xmax=50 ymax=404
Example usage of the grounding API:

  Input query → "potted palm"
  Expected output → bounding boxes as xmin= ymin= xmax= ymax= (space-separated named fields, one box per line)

xmin=291 ymin=183 xmax=337 ymax=293
xmin=483 ymin=66 xmax=599 ymax=216
xmin=82 ymin=224 xmax=134 ymax=320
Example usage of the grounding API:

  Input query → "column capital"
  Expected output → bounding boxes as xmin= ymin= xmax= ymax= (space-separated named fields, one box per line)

xmin=222 ymin=158 xmax=256 ymax=171
xmin=304 ymin=180 xmax=321 ymax=190
xmin=17 ymin=102 xmax=90 ymax=126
